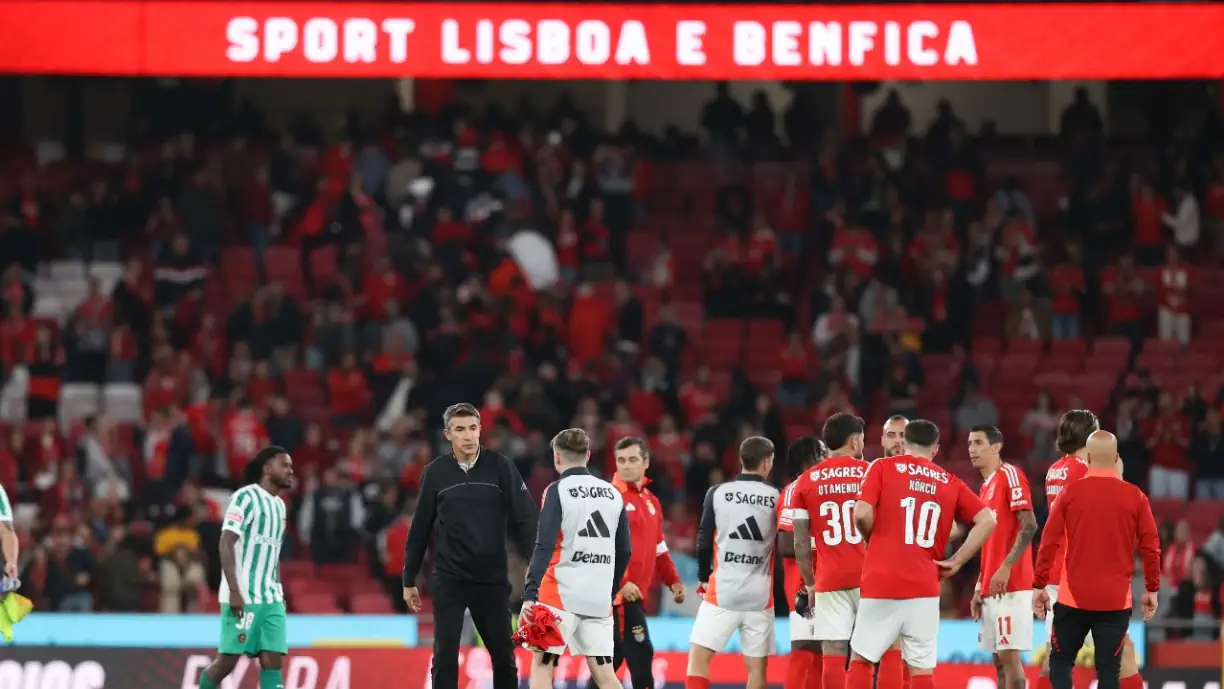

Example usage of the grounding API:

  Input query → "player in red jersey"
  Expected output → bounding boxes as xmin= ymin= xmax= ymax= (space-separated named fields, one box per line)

xmin=224 ymin=396 xmax=269 ymax=481
xmin=880 ymin=415 xmax=908 ymax=459
xmin=875 ymin=415 xmax=910 ymax=689
xmin=778 ymin=437 xmax=830 ymax=689
xmin=791 ymin=413 xmax=870 ymax=689
xmin=967 ymin=426 xmax=1037 ymax=689
xmin=1035 ymin=411 xmax=1144 ymax=689
xmin=845 ymin=420 xmax=996 ymax=689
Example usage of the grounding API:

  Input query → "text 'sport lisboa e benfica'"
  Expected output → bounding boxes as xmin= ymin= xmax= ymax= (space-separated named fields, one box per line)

xmin=2 ymin=2 xmax=1224 ymax=79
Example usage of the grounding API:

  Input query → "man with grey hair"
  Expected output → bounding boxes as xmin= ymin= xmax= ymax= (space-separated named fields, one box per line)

xmin=402 ymin=403 xmax=539 ymax=689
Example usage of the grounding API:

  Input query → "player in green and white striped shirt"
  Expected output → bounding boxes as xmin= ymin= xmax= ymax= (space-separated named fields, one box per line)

xmin=199 ymin=446 xmax=295 ymax=689
xmin=0 ymin=483 xmax=17 ymax=580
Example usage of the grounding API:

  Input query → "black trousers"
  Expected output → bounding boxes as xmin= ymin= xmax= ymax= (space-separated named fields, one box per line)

xmin=611 ymin=602 xmax=655 ymax=689
xmin=430 ymin=577 xmax=518 ymax=689
xmin=1049 ymin=603 xmax=1131 ymax=689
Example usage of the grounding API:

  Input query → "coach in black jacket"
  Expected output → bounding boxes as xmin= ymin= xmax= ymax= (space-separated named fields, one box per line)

xmin=403 ymin=403 xmax=538 ymax=689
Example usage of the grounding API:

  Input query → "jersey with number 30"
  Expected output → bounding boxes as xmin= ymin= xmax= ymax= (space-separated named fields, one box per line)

xmin=856 ymin=455 xmax=985 ymax=599
xmin=791 ymin=456 xmax=869 ymax=592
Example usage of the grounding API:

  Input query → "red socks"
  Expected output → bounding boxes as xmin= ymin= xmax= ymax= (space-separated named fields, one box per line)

xmin=903 ymin=663 xmax=911 ymax=689
xmin=685 ymin=676 xmax=711 ymax=689
xmin=808 ymin=651 xmax=824 ymax=689
xmin=786 ymin=649 xmax=818 ymax=689
xmin=908 ymin=673 xmax=934 ymax=689
xmin=845 ymin=658 xmax=875 ymax=689
xmin=877 ymin=650 xmax=904 ymax=689
xmin=822 ymin=654 xmax=847 ymax=689
xmin=1121 ymin=674 xmax=1144 ymax=689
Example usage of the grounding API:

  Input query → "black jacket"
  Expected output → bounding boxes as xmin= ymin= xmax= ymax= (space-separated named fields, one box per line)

xmin=403 ymin=450 xmax=538 ymax=585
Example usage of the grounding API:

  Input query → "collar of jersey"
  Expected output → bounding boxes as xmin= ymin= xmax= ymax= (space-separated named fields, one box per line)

xmin=612 ymin=474 xmax=651 ymax=492
xmin=734 ymin=473 xmax=766 ymax=482
xmin=452 ymin=449 xmax=482 ymax=466
xmin=560 ymin=466 xmax=592 ymax=478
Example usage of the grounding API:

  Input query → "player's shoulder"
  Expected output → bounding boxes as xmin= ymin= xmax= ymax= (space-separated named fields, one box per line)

xmin=999 ymin=462 xmax=1030 ymax=485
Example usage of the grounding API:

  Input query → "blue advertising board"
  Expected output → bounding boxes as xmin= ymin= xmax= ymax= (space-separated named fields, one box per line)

xmin=3 ymin=613 xmax=1143 ymax=666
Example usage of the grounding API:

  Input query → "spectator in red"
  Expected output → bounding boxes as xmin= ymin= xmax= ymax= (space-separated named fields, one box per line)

xmin=328 ymin=352 xmax=370 ymax=428
xmin=567 ymin=283 xmax=610 ymax=364
xmin=293 ymin=423 xmax=333 ymax=479
xmin=26 ymin=324 xmax=64 ymax=421
xmin=1131 ymin=176 xmax=1167 ymax=266
xmin=1048 ymin=244 xmax=1087 ymax=340
xmin=245 ymin=361 xmax=281 ymax=409
xmin=144 ymin=347 xmax=186 ymax=416
xmin=583 ymin=198 xmax=612 ymax=265
xmin=815 ymin=379 xmax=857 ymax=422
xmin=650 ymin=415 xmax=689 ymax=492
xmin=378 ymin=498 xmax=413 ymax=611
xmin=223 ymin=395 xmax=267 ymax=483
xmin=627 ymin=380 xmax=665 ymax=431
xmin=1162 ymin=520 xmax=1196 ymax=589
xmin=679 ymin=366 xmax=720 ymax=425
xmin=1157 ymin=246 xmax=1191 ymax=345
xmin=743 ymin=212 xmax=778 ymax=274
xmin=431 ymin=206 xmax=474 ymax=246
xmin=777 ymin=332 xmax=811 ymax=407
xmin=828 ymin=212 xmax=880 ymax=279
xmin=909 ymin=209 xmax=961 ymax=277
xmin=479 ymin=390 xmax=525 ymax=434
xmin=555 ymin=209 xmax=580 ymax=284
xmin=1146 ymin=391 xmax=1191 ymax=499
xmin=1101 ymin=255 xmax=1148 ymax=342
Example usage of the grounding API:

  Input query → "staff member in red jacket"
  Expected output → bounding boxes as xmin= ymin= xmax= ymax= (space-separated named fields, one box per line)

xmin=1033 ymin=431 xmax=1161 ymax=689
xmin=609 ymin=437 xmax=686 ymax=689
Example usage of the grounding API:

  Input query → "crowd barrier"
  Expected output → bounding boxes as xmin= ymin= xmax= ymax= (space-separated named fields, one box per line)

xmin=0 ymin=647 xmax=1217 ymax=689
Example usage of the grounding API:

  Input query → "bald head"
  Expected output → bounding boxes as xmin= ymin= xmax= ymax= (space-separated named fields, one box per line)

xmin=1085 ymin=430 xmax=1118 ymax=469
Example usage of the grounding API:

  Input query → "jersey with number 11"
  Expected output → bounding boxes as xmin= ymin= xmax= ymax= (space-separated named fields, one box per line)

xmin=790 ymin=456 xmax=869 ymax=592
xmin=856 ymin=454 xmax=985 ymax=599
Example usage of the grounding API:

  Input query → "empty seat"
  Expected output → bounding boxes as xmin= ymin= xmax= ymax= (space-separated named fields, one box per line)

xmin=103 ymin=383 xmax=144 ymax=422
xmin=59 ymin=383 xmax=101 ymax=427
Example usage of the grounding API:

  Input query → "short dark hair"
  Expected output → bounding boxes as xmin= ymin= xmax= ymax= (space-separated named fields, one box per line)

xmin=443 ymin=403 xmax=480 ymax=428
xmin=739 ymin=436 xmax=775 ymax=471
xmin=968 ymin=425 xmax=1004 ymax=446
xmin=903 ymin=420 xmax=940 ymax=448
xmin=1056 ymin=410 xmax=1099 ymax=454
xmin=244 ymin=445 xmax=289 ymax=485
xmin=822 ymin=412 xmax=866 ymax=452
xmin=614 ymin=437 xmax=649 ymax=457
xmin=787 ymin=436 xmax=829 ymax=479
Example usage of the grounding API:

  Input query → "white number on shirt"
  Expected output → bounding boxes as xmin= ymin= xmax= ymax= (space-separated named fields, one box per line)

xmin=818 ymin=500 xmax=862 ymax=546
xmin=901 ymin=497 xmax=940 ymax=548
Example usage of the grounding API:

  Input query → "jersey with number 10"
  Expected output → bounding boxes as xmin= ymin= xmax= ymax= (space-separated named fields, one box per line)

xmin=790 ymin=456 xmax=869 ymax=592
xmin=856 ymin=455 xmax=985 ymax=599
xmin=220 ymin=484 xmax=287 ymax=605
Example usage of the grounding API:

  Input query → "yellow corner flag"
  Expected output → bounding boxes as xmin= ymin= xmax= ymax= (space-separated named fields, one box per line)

xmin=0 ymin=592 xmax=33 ymax=642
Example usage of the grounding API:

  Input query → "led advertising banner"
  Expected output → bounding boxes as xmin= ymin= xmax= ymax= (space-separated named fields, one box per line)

xmin=2 ymin=2 xmax=1224 ymax=79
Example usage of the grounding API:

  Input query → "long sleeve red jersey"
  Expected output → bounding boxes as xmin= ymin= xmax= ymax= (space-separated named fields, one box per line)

xmin=1033 ymin=468 xmax=1161 ymax=611
xmin=612 ymin=475 xmax=681 ymax=605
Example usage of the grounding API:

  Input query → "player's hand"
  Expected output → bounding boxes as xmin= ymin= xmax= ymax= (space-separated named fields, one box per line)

xmin=970 ymin=592 xmax=983 ymax=621
xmin=3 ymin=562 xmax=17 ymax=579
xmin=402 ymin=586 xmax=422 ymax=613
xmin=696 ymin=581 xmax=708 ymax=599
xmin=934 ymin=558 xmax=963 ymax=578
xmin=1140 ymin=592 xmax=1159 ymax=621
xmin=806 ymin=585 xmax=818 ymax=619
xmin=988 ymin=565 xmax=1011 ymax=597
xmin=229 ymin=589 xmax=246 ymax=620
xmin=669 ymin=583 xmax=686 ymax=604
xmin=519 ymin=600 xmax=536 ymax=621
xmin=620 ymin=582 xmax=643 ymax=603
xmin=1032 ymin=588 xmax=1050 ymax=620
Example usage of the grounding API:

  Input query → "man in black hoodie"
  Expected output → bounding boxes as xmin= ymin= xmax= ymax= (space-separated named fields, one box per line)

xmin=403 ymin=403 xmax=538 ymax=689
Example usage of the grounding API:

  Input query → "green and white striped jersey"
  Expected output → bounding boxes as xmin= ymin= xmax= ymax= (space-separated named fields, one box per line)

xmin=0 ymin=483 xmax=11 ymax=523
xmin=219 ymin=484 xmax=286 ymax=605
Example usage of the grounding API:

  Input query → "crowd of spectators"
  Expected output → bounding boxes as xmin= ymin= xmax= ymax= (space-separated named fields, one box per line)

xmin=0 ymin=81 xmax=1222 ymax=641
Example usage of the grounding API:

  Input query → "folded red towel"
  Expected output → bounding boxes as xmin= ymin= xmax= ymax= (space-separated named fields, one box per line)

xmin=512 ymin=605 xmax=565 ymax=651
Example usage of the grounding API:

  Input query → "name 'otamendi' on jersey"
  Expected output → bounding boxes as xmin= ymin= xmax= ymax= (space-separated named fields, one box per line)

xmin=220 ymin=483 xmax=288 ymax=605
xmin=697 ymin=474 xmax=779 ymax=611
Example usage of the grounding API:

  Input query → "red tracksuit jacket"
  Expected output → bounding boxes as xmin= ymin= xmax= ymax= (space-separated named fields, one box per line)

xmin=612 ymin=475 xmax=681 ymax=606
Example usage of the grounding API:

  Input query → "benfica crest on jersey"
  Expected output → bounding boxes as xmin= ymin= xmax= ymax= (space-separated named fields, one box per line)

xmin=894 ymin=463 xmax=907 ymax=473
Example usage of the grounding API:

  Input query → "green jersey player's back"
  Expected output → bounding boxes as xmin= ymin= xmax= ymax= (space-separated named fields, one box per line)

xmin=219 ymin=484 xmax=286 ymax=605
xmin=0 ymin=483 xmax=11 ymax=524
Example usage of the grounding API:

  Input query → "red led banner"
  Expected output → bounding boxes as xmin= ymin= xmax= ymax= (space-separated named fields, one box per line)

xmin=2 ymin=2 xmax=1224 ymax=79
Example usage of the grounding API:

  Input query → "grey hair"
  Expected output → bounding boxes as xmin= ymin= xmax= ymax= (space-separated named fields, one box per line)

xmin=443 ymin=403 xmax=481 ymax=429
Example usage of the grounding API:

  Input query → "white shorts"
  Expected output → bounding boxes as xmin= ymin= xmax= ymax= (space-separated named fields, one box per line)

xmin=979 ymin=590 xmax=1034 ymax=653
xmin=789 ymin=611 xmax=817 ymax=642
xmin=690 ymin=601 xmax=775 ymax=658
xmin=537 ymin=603 xmax=614 ymax=657
xmin=850 ymin=597 xmax=939 ymax=670
xmin=809 ymin=588 xmax=859 ymax=641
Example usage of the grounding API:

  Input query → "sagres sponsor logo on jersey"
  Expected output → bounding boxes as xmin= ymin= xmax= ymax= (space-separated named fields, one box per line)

xmin=577 ymin=511 xmax=612 ymax=538
xmin=727 ymin=516 xmax=765 ymax=541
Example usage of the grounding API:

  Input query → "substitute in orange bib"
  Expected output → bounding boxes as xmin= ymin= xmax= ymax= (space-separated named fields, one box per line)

xmin=1032 ymin=430 xmax=1161 ymax=689
xmin=607 ymin=437 xmax=685 ymax=689
xmin=967 ymin=426 xmax=1037 ymax=689
xmin=522 ymin=429 xmax=631 ymax=689
xmin=687 ymin=436 xmax=780 ymax=689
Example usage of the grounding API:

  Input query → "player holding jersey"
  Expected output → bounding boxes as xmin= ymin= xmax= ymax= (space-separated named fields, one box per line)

xmin=198 ymin=446 xmax=295 ymax=689
xmin=778 ymin=436 xmax=830 ymax=689
xmin=846 ymin=420 xmax=996 ymax=689
xmin=688 ymin=436 xmax=780 ymax=689
xmin=792 ymin=413 xmax=870 ymax=689
xmin=967 ymin=426 xmax=1037 ymax=689
xmin=1035 ymin=411 xmax=1145 ymax=689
